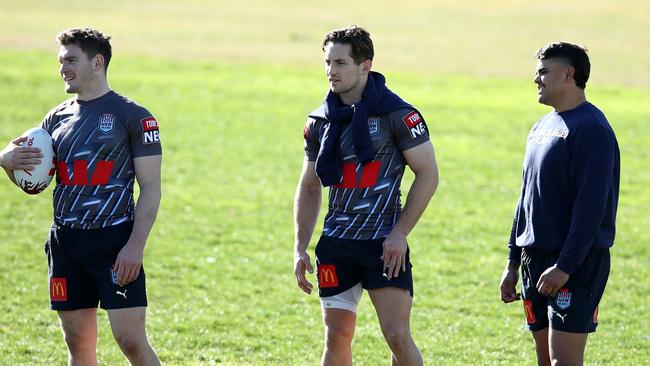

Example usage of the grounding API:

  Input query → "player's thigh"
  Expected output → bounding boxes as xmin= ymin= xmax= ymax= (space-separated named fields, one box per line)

xmin=57 ymin=308 xmax=98 ymax=341
xmin=521 ymin=248 xmax=557 ymax=330
xmin=107 ymin=306 xmax=149 ymax=341
xmin=322 ymin=307 xmax=357 ymax=339
xmin=360 ymin=239 xmax=413 ymax=295
xmin=321 ymin=282 xmax=363 ymax=313
xmin=531 ymin=328 xmax=551 ymax=366
xmin=315 ymin=236 xmax=362 ymax=297
xmin=46 ymin=224 xmax=100 ymax=310
xmin=75 ymin=222 xmax=148 ymax=310
xmin=549 ymin=328 xmax=588 ymax=365
xmin=549 ymin=248 xmax=609 ymax=334
xmin=368 ymin=287 xmax=413 ymax=330
xmin=531 ymin=327 xmax=548 ymax=347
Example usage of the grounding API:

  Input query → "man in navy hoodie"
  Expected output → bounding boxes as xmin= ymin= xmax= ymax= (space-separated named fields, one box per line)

xmin=500 ymin=42 xmax=619 ymax=365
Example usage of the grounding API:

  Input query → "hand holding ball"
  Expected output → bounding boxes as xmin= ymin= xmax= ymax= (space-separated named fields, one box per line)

xmin=12 ymin=128 xmax=56 ymax=195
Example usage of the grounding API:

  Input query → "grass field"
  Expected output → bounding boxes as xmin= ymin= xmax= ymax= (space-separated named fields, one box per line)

xmin=0 ymin=1 xmax=649 ymax=365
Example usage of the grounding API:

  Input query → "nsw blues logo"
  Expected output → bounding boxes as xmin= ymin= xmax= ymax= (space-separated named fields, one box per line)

xmin=110 ymin=269 xmax=119 ymax=285
xmin=99 ymin=113 xmax=116 ymax=133
xmin=556 ymin=288 xmax=572 ymax=310
xmin=368 ymin=116 xmax=380 ymax=135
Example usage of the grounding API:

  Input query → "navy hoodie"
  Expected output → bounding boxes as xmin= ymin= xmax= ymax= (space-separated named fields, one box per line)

xmin=508 ymin=102 xmax=620 ymax=274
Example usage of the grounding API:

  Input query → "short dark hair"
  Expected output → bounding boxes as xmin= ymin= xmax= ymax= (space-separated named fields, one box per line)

xmin=56 ymin=27 xmax=112 ymax=72
xmin=322 ymin=25 xmax=374 ymax=65
xmin=536 ymin=42 xmax=590 ymax=89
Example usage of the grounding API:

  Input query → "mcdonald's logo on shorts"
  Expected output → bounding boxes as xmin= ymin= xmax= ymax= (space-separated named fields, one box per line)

xmin=50 ymin=277 xmax=67 ymax=301
xmin=317 ymin=264 xmax=339 ymax=288
xmin=523 ymin=299 xmax=536 ymax=324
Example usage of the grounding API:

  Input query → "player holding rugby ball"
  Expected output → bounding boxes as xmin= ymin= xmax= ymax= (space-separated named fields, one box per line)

xmin=0 ymin=27 xmax=161 ymax=366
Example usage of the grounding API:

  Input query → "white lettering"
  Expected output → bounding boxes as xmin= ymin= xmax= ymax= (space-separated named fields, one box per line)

xmin=143 ymin=130 xmax=160 ymax=144
xmin=409 ymin=124 xmax=426 ymax=138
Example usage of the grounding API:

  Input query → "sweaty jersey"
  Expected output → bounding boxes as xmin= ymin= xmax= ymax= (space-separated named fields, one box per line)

xmin=40 ymin=91 xmax=162 ymax=230
xmin=305 ymin=107 xmax=430 ymax=240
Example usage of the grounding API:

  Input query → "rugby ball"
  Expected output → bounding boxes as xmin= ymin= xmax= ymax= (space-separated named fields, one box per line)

xmin=13 ymin=128 xmax=56 ymax=195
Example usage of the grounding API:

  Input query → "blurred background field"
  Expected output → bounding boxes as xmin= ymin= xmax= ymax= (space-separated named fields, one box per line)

xmin=0 ymin=1 xmax=648 ymax=364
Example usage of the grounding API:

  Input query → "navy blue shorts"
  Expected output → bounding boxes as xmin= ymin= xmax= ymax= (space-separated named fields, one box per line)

xmin=45 ymin=221 xmax=147 ymax=310
xmin=520 ymin=247 xmax=610 ymax=333
xmin=314 ymin=235 xmax=413 ymax=298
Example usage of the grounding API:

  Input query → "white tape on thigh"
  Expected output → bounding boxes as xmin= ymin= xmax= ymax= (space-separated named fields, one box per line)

xmin=320 ymin=282 xmax=363 ymax=313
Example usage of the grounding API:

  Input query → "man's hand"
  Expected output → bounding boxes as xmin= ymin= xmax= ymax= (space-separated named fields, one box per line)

xmin=0 ymin=136 xmax=42 ymax=170
xmin=381 ymin=230 xmax=408 ymax=279
xmin=536 ymin=265 xmax=569 ymax=297
xmin=499 ymin=261 xmax=521 ymax=303
xmin=294 ymin=251 xmax=314 ymax=294
xmin=113 ymin=241 xmax=144 ymax=287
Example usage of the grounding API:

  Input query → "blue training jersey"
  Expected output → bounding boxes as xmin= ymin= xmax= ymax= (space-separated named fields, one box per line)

xmin=508 ymin=102 xmax=619 ymax=274
xmin=304 ymin=108 xmax=430 ymax=240
xmin=40 ymin=91 xmax=162 ymax=230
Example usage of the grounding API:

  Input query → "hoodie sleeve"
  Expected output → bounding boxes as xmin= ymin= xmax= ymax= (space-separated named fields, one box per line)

xmin=507 ymin=194 xmax=523 ymax=262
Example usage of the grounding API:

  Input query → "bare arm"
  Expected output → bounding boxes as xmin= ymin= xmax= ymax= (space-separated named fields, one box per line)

xmin=294 ymin=160 xmax=322 ymax=253
xmin=113 ymin=154 xmax=162 ymax=286
xmin=382 ymin=141 xmax=439 ymax=278
xmin=393 ymin=141 xmax=439 ymax=237
xmin=293 ymin=160 xmax=322 ymax=294
xmin=1 ymin=167 xmax=17 ymax=186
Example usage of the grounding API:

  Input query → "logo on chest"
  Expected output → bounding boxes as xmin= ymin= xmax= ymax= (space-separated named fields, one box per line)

xmin=98 ymin=113 xmax=116 ymax=133
xmin=530 ymin=128 xmax=569 ymax=145
xmin=367 ymin=116 xmax=380 ymax=135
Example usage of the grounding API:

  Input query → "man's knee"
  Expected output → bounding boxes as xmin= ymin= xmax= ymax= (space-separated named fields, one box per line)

xmin=551 ymin=359 xmax=581 ymax=366
xmin=324 ymin=322 xmax=354 ymax=348
xmin=64 ymin=334 xmax=94 ymax=354
xmin=549 ymin=329 xmax=587 ymax=366
xmin=61 ymin=325 xmax=96 ymax=355
xmin=550 ymin=354 xmax=583 ymax=366
xmin=380 ymin=322 xmax=412 ymax=353
xmin=114 ymin=333 xmax=148 ymax=357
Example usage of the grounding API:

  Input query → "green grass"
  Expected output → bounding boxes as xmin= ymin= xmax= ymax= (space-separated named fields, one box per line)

xmin=0 ymin=0 xmax=649 ymax=86
xmin=1 ymin=50 xmax=648 ymax=365
xmin=0 ymin=0 xmax=649 ymax=364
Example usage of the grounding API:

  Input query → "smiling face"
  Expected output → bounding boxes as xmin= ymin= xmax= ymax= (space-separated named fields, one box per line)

xmin=58 ymin=43 xmax=98 ymax=95
xmin=324 ymin=42 xmax=371 ymax=102
xmin=533 ymin=58 xmax=573 ymax=107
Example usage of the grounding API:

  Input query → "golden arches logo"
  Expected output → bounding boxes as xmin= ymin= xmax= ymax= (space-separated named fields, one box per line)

xmin=317 ymin=265 xmax=338 ymax=288
xmin=50 ymin=278 xmax=67 ymax=301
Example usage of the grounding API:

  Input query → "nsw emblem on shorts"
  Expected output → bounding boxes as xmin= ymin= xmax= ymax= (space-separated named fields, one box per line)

xmin=111 ymin=269 xmax=119 ymax=285
xmin=367 ymin=116 xmax=380 ymax=135
xmin=556 ymin=288 xmax=571 ymax=310
xmin=99 ymin=113 xmax=115 ymax=133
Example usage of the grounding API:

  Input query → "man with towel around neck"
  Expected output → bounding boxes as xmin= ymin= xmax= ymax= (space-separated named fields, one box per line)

xmin=293 ymin=25 xmax=439 ymax=366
